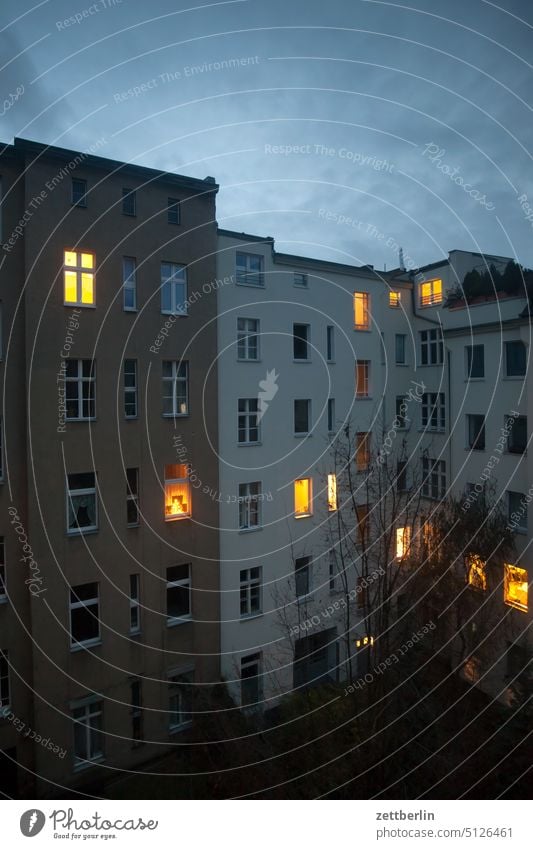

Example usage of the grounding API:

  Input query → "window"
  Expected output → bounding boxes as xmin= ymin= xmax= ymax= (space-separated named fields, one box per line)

xmin=238 ymin=482 xmax=261 ymax=529
xmin=0 ymin=537 xmax=5 ymax=601
xmin=72 ymin=178 xmax=87 ymax=207
xmin=327 ymin=474 xmax=337 ymax=511
xmin=421 ymin=392 xmax=445 ymax=431
xmin=466 ymin=344 xmax=484 ymax=379
xmin=241 ymin=653 xmax=262 ymax=707
xmin=129 ymin=574 xmax=141 ymax=633
xmin=238 ymin=398 xmax=260 ymax=444
xmin=395 ymin=334 xmax=406 ymax=364
xmin=467 ymin=414 xmax=485 ymax=450
xmin=122 ymin=257 xmax=137 ymax=311
xmin=167 ymin=197 xmax=180 ymax=225
xmin=466 ymin=554 xmax=486 ymax=591
xmin=419 ymin=278 xmax=442 ymax=306
xmin=356 ymin=504 xmax=370 ymax=545
xmin=327 ymin=398 xmax=335 ymax=433
xmin=293 ymin=323 xmax=310 ymax=361
xmin=504 ymin=564 xmax=528 ymax=611
xmin=166 ymin=564 xmax=191 ymax=623
xmin=240 ymin=567 xmax=262 ymax=617
xmin=389 ymin=291 xmax=401 ymax=308
xmin=326 ymin=325 xmax=335 ymax=361
xmin=353 ymin=292 xmax=370 ymax=330
xmin=507 ymin=415 xmax=527 ymax=454
xmin=70 ymin=583 xmax=100 ymax=648
xmin=64 ymin=250 xmax=95 ymax=306
xmin=161 ymin=263 xmax=187 ymax=315
xmin=126 ymin=468 xmax=139 ymax=526
xmin=164 ymin=464 xmax=191 ymax=519
xmin=294 ymin=272 xmax=308 ymax=288
xmin=67 ymin=473 xmax=97 ymax=534
xmin=356 ymin=577 xmax=367 ymax=609
xmin=396 ymin=395 xmax=409 ymax=429
xmin=236 ymin=252 xmax=264 ymax=287
xmin=122 ymin=187 xmax=136 ymax=216
xmin=420 ymin=328 xmax=443 ymax=366
xmin=355 ymin=360 xmax=370 ymax=398
xmin=0 ymin=650 xmax=9 ymax=711
xmin=396 ymin=526 xmax=411 ymax=559
xmin=162 ymin=361 xmax=188 ymax=416
xmin=72 ymin=699 xmax=104 ymax=767
xmin=355 ymin=431 xmax=370 ymax=471
xmin=65 ymin=359 xmax=95 ymax=420
xmin=505 ymin=341 xmax=526 ymax=377
xmin=237 ymin=318 xmax=259 ymax=360
xmin=124 ymin=359 xmax=138 ymax=418
xmin=329 ymin=552 xmax=336 ymax=592
xmin=0 ymin=418 xmax=4 ymax=480
xmin=130 ymin=680 xmax=143 ymax=743
xmin=295 ymin=556 xmax=311 ymax=598
xmin=508 ymin=491 xmax=527 ymax=533
xmin=294 ymin=478 xmax=312 ymax=517
xmin=294 ymin=399 xmax=310 ymax=435
xmin=422 ymin=457 xmax=446 ymax=500
xmin=168 ymin=669 xmax=193 ymax=729
xmin=396 ymin=460 xmax=407 ymax=492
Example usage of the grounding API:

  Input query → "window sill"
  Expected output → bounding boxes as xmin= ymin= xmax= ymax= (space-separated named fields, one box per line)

xmin=503 ymin=375 xmax=525 ymax=381
xmin=466 ymin=447 xmax=486 ymax=452
xmin=507 ymin=450 xmax=526 ymax=456
xmin=123 ymin=307 xmax=138 ymax=313
xmin=510 ymin=528 xmax=527 ymax=535
xmin=395 ymin=363 xmax=410 ymax=367
xmin=124 ymin=416 xmax=138 ymax=421
xmin=0 ymin=596 xmax=7 ymax=605
xmin=70 ymin=639 xmax=102 ymax=653
xmin=293 ymin=359 xmax=312 ymax=364
xmin=64 ymin=303 xmax=96 ymax=309
xmin=162 ymin=413 xmax=190 ymax=419
xmin=161 ymin=311 xmax=188 ymax=318
xmin=73 ymin=755 xmax=105 ymax=772
xmin=238 ymin=526 xmax=263 ymax=534
xmin=355 ymin=396 xmax=372 ymax=401
xmin=65 ymin=418 xmax=97 ymax=424
xmin=169 ymin=720 xmax=193 ymax=735
xmin=294 ymin=433 xmax=310 ymax=438
xmin=67 ymin=528 xmax=99 ymax=537
xmin=167 ymin=617 xmax=192 ymax=628
xmin=295 ymin=514 xmax=313 ymax=520
xmin=465 ymin=377 xmax=485 ymax=382
xmin=240 ymin=612 xmax=263 ymax=621
xmin=237 ymin=358 xmax=261 ymax=363
xmin=235 ymin=281 xmax=264 ymax=289
xmin=165 ymin=515 xmax=191 ymax=522
xmin=238 ymin=441 xmax=262 ymax=447
xmin=129 ymin=629 xmax=142 ymax=637
xmin=327 ymin=359 xmax=335 ymax=365
xmin=354 ymin=327 xmax=371 ymax=332
xmin=127 ymin=523 xmax=140 ymax=529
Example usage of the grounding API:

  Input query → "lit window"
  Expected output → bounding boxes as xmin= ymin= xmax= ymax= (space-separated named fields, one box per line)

xmin=396 ymin=526 xmax=411 ymax=559
xmin=420 ymin=328 xmax=443 ymax=365
xmin=421 ymin=393 xmax=446 ymax=431
xmin=129 ymin=574 xmax=141 ymax=633
xmin=389 ymin=291 xmax=401 ymax=308
xmin=293 ymin=323 xmax=310 ymax=360
xmin=295 ymin=556 xmax=311 ymax=598
xmin=164 ymin=465 xmax=191 ymax=519
xmin=240 ymin=567 xmax=262 ymax=617
xmin=71 ymin=178 xmax=87 ymax=207
xmin=327 ymin=474 xmax=337 ymax=511
xmin=168 ymin=669 xmax=193 ymax=729
xmin=294 ymin=272 xmax=308 ymax=288
xmin=419 ymin=278 xmax=442 ymax=306
xmin=466 ymin=555 xmax=486 ymax=591
xmin=126 ymin=468 xmax=139 ymax=526
xmin=167 ymin=197 xmax=180 ymax=225
xmin=241 ymin=653 xmax=262 ymax=707
xmin=166 ymin=564 xmax=191 ymax=623
xmin=294 ymin=478 xmax=312 ymax=517
xmin=161 ymin=263 xmax=187 ymax=315
xmin=124 ymin=359 xmax=138 ymax=418
xmin=236 ymin=252 xmax=264 ymax=287
xmin=122 ymin=187 xmax=136 ymax=216
xmin=504 ymin=564 xmax=528 ymax=611
xmin=0 ymin=537 xmax=5 ymax=602
xmin=65 ymin=359 xmax=95 ymax=420
xmin=0 ymin=650 xmax=10 ymax=711
xmin=238 ymin=482 xmax=261 ymax=529
xmin=67 ymin=472 xmax=97 ymax=534
xmin=162 ymin=361 xmax=188 ymax=416
xmin=237 ymin=317 xmax=259 ymax=360
xmin=69 ymin=583 xmax=100 ymax=648
xmin=64 ymin=250 xmax=95 ymax=306
xmin=355 ymin=432 xmax=370 ymax=471
xmin=72 ymin=698 xmax=104 ymax=768
xmin=355 ymin=360 xmax=370 ymax=398
xmin=354 ymin=292 xmax=370 ymax=330
xmin=123 ymin=257 xmax=137 ymax=311
xmin=238 ymin=398 xmax=260 ymax=443
xmin=355 ymin=635 xmax=374 ymax=648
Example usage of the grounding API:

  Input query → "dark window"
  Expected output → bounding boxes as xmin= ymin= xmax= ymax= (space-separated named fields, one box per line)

xmin=505 ymin=341 xmax=526 ymax=377
xmin=295 ymin=556 xmax=311 ymax=598
xmin=166 ymin=564 xmax=191 ymax=622
xmin=294 ymin=272 xmax=308 ymax=288
xmin=293 ymin=323 xmax=310 ymax=360
xmin=396 ymin=461 xmax=407 ymax=492
xmin=72 ymin=178 xmax=87 ymax=207
xmin=508 ymin=416 xmax=527 ymax=454
xmin=126 ymin=468 xmax=139 ymax=526
xmin=130 ymin=680 xmax=143 ymax=743
xmin=294 ymin=399 xmax=310 ymax=434
xmin=467 ymin=414 xmax=486 ymax=450
xmin=420 ymin=328 xmax=443 ymax=366
xmin=395 ymin=334 xmax=406 ymax=364
xmin=122 ymin=188 xmax=136 ymax=216
xmin=327 ymin=398 xmax=335 ymax=433
xmin=167 ymin=197 xmax=180 ymax=225
xmin=124 ymin=359 xmax=138 ymax=418
xmin=466 ymin=344 xmax=484 ymax=378
xmin=327 ymin=326 xmax=335 ymax=361
xmin=236 ymin=252 xmax=263 ymax=286
xmin=396 ymin=395 xmax=409 ymax=428
xmin=70 ymin=583 xmax=100 ymax=646
xmin=421 ymin=392 xmax=445 ymax=430
xmin=241 ymin=653 xmax=261 ymax=706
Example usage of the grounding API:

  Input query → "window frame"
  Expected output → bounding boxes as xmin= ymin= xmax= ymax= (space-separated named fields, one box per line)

xmin=327 ymin=398 xmax=335 ymax=433
xmin=161 ymin=262 xmax=187 ymax=316
xmin=422 ymin=457 xmax=446 ymax=500
xmin=71 ymin=178 xmax=87 ymax=207
xmin=124 ymin=359 xmax=138 ymax=419
xmin=129 ymin=573 xmax=141 ymax=633
xmin=238 ymin=481 xmax=262 ymax=530
xmin=69 ymin=582 xmax=100 ymax=650
xmin=293 ymin=272 xmax=308 ymax=288
xmin=504 ymin=564 xmax=528 ymax=612
xmin=419 ymin=278 xmax=443 ymax=307
xmin=66 ymin=472 xmax=98 ymax=535
xmin=395 ymin=333 xmax=406 ymax=365
xmin=166 ymin=564 xmax=192 ymax=625
xmin=240 ymin=652 xmax=262 ymax=708
xmin=65 ymin=359 xmax=96 ymax=421
xmin=122 ymin=187 xmax=136 ymax=216
xmin=355 ymin=360 xmax=370 ymax=398
xmin=353 ymin=291 xmax=370 ymax=330
xmin=507 ymin=415 xmax=527 ymax=454
xmin=294 ymin=399 xmax=311 ymax=436
xmin=355 ymin=431 xmax=371 ymax=472
xmin=419 ymin=328 xmax=443 ymax=366
xmin=122 ymin=256 xmax=137 ymax=311
xmin=466 ymin=414 xmax=486 ymax=451
xmin=63 ymin=249 xmax=95 ymax=307
xmin=164 ymin=464 xmax=191 ymax=520
xmin=294 ymin=555 xmax=312 ymax=599
xmin=327 ymin=473 xmax=337 ymax=511
xmin=72 ymin=697 xmax=104 ymax=769
xmin=505 ymin=341 xmax=527 ymax=378
xmin=389 ymin=291 xmax=401 ymax=308
xmin=293 ymin=323 xmax=311 ymax=361
xmin=240 ymin=566 xmax=262 ymax=617
xmin=421 ymin=392 xmax=446 ymax=432
xmin=237 ymin=317 xmax=260 ymax=361
xmin=126 ymin=467 xmax=139 ymax=527
xmin=238 ymin=398 xmax=261 ymax=444
xmin=167 ymin=197 xmax=181 ymax=225
xmin=162 ymin=360 xmax=189 ymax=417
xmin=465 ymin=344 xmax=484 ymax=379
xmin=168 ymin=668 xmax=194 ymax=730
xmin=236 ymin=252 xmax=264 ymax=287
xmin=0 ymin=649 xmax=10 ymax=713
xmin=294 ymin=477 xmax=313 ymax=518
xmin=326 ymin=325 xmax=335 ymax=362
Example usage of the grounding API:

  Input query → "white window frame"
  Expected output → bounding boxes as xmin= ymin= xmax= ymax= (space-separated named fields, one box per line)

xmin=72 ymin=697 xmax=104 ymax=769
xmin=167 ymin=197 xmax=181 ymax=225
xmin=422 ymin=457 xmax=446 ymax=500
xmin=240 ymin=567 xmax=262 ymax=617
xmin=129 ymin=573 xmax=141 ymax=634
xmin=166 ymin=564 xmax=192 ymax=625
xmin=164 ymin=464 xmax=191 ymax=520
xmin=420 ymin=328 xmax=443 ymax=366
xmin=162 ymin=361 xmax=189 ymax=417
xmin=161 ymin=262 xmax=187 ymax=315
xmin=355 ymin=360 xmax=370 ymax=398
xmin=421 ymin=392 xmax=446 ymax=431
xmin=122 ymin=256 xmax=137 ymax=311
xmin=65 ymin=359 xmax=95 ymax=421
xmin=66 ymin=473 xmax=98 ymax=535
xmin=238 ymin=398 xmax=260 ymax=444
xmin=63 ymin=249 xmax=95 ymax=307
xmin=419 ymin=278 xmax=443 ymax=307
xmin=238 ymin=482 xmax=261 ymax=530
xmin=293 ymin=272 xmax=308 ymax=288
xmin=168 ymin=668 xmax=194 ymax=730
xmin=236 ymin=252 xmax=264 ymax=287
xmin=395 ymin=333 xmax=406 ymax=365
xmin=124 ymin=359 xmax=138 ymax=419
xmin=69 ymin=583 xmax=100 ymax=650
xmin=237 ymin=317 xmax=260 ymax=361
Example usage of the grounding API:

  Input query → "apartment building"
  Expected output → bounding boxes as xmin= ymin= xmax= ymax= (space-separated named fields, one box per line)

xmin=216 ymin=237 xmax=532 ymax=708
xmin=0 ymin=138 xmax=220 ymax=796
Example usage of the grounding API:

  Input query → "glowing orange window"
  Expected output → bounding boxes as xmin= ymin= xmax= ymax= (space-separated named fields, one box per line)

xmin=64 ymin=250 xmax=95 ymax=306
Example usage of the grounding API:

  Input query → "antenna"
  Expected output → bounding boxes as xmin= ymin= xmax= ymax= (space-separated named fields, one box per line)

xmin=399 ymin=247 xmax=405 ymax=271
